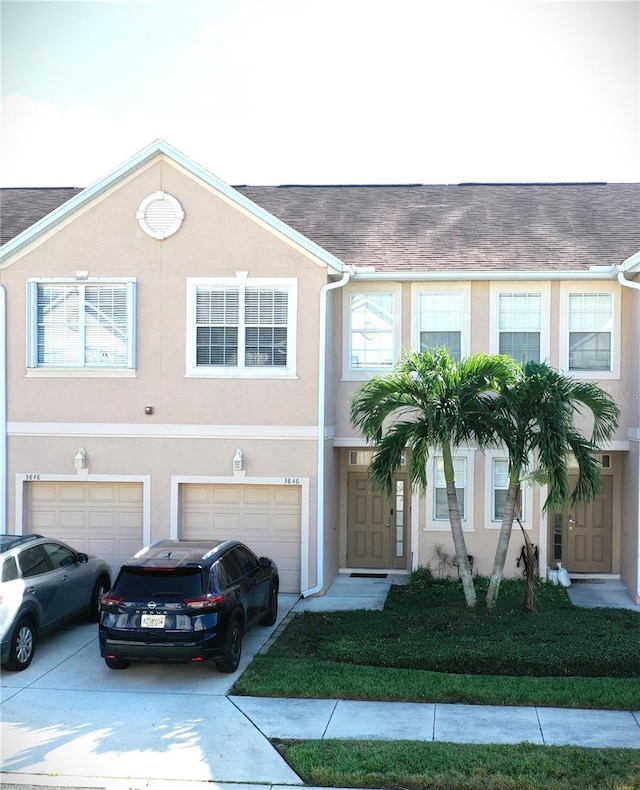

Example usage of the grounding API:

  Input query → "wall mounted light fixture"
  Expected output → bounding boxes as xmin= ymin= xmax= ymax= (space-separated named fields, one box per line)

xmin=232 ymin=448 xmax=244 ymax=472
xmin=74 ymin=448 xmax=87 ymax=471
xmin=145 ymin=404 xmax=154 ymax=415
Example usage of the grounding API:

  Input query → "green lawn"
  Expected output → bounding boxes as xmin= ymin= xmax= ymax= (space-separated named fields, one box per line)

xmin=232 ymin=573 xmax=640 ymax=789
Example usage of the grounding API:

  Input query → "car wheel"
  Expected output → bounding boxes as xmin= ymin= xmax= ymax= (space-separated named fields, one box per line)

xmin=260 ymin=581 xmax=279 ymax=626
xmin=105 ymin=657 xmax=130 ymax=670
xmin=215 ymin=613 xmax=243 ymax=673
xmin=5 ymin=616 xmax=36 ymax=671
xmin=88 ymin=575 xmax=110 ymax=622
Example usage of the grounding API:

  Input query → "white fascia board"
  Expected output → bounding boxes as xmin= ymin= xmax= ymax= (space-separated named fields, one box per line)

xmin=350 ymin=267 xmax=618 ymax=282
xmin=0 ymin=138 xmax=347 ymax=276
xmin=621 ymin=249 xmax=640 ymax=273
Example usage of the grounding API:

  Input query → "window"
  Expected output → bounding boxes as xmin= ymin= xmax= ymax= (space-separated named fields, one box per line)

xmin=419 ymin=292 xmax=462 ymax=361
xmin=434 ymin=457 xmax=466 ymax=520
xmin=568 ymin=293 xmax=612 ymax=371
xmin=498 ymin=293 xmax=541 ymax=363
xmin=27 ymin=279 xmax=136 ymax=370
xmin=349 ymin=292 xmax=395 ymax=371
xmin=18 ymin=545 xmax=51 ymax=578
xmin=187 ymin=277 xmax=297 ymax=377
xmin=42 ymin=542 xmax=76 ymax=569
xmin=492 ymin=458 xmax=510 ymax=521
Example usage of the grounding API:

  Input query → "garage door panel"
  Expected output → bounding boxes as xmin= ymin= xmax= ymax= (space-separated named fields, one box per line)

xmin=180 ymin=483 xmax=302 ymax=593
xmin=26 ymin=482 xmax=143 ymax=581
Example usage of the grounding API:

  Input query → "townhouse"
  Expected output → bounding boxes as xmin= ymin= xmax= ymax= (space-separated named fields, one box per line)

xmin=1 ymin=140 xmax=638 ymax=601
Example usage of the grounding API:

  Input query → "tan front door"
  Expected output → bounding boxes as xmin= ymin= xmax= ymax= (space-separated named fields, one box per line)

xmin=566 ymin=475 xmax=613 ymax=573
xmin=347 ymin=472 xmax=408 ymax=569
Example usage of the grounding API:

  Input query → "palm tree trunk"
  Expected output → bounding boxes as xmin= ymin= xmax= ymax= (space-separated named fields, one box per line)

xmin=443 ymin=442 xmax=476 ymax=607
xmin=486 ymin=481 xmax=520 ymax=609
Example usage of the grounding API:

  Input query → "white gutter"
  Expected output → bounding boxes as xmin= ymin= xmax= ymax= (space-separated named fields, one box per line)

xmin=351 ymin=267 xmax=616 ymax=282
xmin=616 ymin=255 xmax=640 ymax=602
xmin=0 ymin=286 xmax=6 ymax=533
xmin=301 ymin=269 xmax=352 ymax=598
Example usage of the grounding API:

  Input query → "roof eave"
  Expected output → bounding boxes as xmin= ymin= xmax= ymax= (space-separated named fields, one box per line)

xmin=350 ymin=266 xmax=619 ymax=281
xmin=0 ymin=139 xmax=347 ymax=275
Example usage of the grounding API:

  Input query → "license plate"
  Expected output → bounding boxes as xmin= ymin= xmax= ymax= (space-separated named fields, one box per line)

xmin=141 ymin=613 xmax=166 ymax=628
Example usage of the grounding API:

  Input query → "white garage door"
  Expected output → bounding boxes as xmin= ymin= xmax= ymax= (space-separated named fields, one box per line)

xmin=26 ymin=481 xmax=144 ymax=579
xmin=180 ymin=483 xmax=301 ymax=593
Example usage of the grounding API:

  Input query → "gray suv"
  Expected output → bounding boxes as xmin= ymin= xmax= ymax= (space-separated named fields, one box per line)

xmin=0 ymin=534 xmax=111 ymax=671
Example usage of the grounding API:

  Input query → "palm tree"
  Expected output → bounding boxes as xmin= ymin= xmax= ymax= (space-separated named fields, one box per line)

xmin=485 ymin=361 xmax=620 ymax=609
xmin=350 ymin=349 xmax=517 ymax=608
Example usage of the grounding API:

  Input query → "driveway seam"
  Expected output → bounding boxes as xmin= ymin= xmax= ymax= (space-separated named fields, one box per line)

xmin=322 ymin=699 xmax=340 ymax=739
xmin=535 ymin=707 xmax=546 ymax=745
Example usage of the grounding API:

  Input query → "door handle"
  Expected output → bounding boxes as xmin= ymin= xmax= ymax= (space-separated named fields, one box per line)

xmin=27 ymin=587 xmax=36 ymax=595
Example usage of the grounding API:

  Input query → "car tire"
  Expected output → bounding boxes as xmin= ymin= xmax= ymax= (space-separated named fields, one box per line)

xmin=88 ymin=575 xmax=110 ymax=622
xmin=260 ymin=581 xmax=279 ymax=626
xmin=105 ymin=657 xmax=130 ymax=670
xmin=215 ymin=612 xmax=243 ymax=673
xmin=5 ymin=616 xmax=36 ymax=671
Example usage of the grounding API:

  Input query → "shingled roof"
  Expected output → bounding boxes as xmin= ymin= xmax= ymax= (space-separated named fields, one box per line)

xmin=1 ymin=182 xmax=638 ymax=272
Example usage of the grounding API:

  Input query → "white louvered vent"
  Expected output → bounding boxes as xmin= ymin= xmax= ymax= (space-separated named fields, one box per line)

xmin=137 ymin=192 xmax=184 ymax=239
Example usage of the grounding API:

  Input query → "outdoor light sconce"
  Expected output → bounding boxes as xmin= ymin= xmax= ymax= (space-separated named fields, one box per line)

xmin=233 ymin=448 xmax=244 ymax=472
xmin=74 ymin=448 xmax=87 ymax=471
xmin=145 ymin=404 xmax=154 ymax=415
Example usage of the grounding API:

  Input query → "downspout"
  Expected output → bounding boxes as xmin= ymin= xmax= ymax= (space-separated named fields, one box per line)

xmin=300 ymin=269 xmax=351 ymax=598
xmin=0 ymin=286 xmax=6 ymax=533
xmin=616 ymin=263 xmax=640 ymax=602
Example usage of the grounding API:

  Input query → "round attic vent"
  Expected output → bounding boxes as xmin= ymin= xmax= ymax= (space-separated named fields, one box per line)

xmin=137 ymin=192 xmax=184 ymax=239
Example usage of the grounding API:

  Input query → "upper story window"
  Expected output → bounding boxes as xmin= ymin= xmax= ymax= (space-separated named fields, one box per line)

xmin=419 ymin=292 xmax=463 ymax=361
xmin=434 ymin=456 xmax=466 ymax=520
xmin=186 ymin=276 xmax=297 ymax=378
xmin=498 ymin=292 xmax=541 ymax=363
xmin=27 ymin=279 xmax=136 ymax=371
xmin=568 ymin=292 xmax=612 ymax=372
xmin=350 ymin=291 xmax=395 ymax=372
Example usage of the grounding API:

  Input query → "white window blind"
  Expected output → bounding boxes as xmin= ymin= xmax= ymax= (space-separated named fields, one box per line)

xmin=434 ymin=457 xmax=466 ymax=519
xmin=568 ymin=293 xmax=612 ymax=371
xmin=419 ymin=292 xmax=462 ymax=360
xmin=28 ymin=280 xmax=136 ymax=369
xmin=498 ymin=293 xmax=541 ymax=363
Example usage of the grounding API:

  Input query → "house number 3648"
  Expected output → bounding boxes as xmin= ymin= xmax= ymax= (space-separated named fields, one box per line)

xmin=25 ymin=474 xmax=41 ymax=480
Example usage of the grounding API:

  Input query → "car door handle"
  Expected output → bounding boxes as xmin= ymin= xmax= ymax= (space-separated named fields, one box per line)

xmin=27 ymin=587 xmax=37 ymax=595
xmin=61 ymin=575 xmax=69 ymax=582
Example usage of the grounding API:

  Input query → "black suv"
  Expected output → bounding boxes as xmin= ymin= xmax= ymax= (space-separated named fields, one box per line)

xmin=99 ymin=539 xmax=279 ymax=672
xmin=0 ymin=534 xmax=111 ymax=671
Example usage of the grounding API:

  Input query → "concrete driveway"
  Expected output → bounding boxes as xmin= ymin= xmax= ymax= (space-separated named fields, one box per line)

xmin=1 ymin=593 xmax=303 ymax=788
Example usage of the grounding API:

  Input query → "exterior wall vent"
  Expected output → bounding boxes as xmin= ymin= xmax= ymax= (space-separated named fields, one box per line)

xmin=137 ymin=192 xmax=184 ymax=239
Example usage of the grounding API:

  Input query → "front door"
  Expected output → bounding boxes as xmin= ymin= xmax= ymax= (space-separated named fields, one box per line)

xmin=347 ymin=472 xmax=408 ymax=569
xmin=566 ymin=475 xmax=613 ymax=573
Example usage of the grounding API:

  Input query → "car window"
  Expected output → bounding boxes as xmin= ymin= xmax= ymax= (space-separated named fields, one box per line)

xmin=212 ymin=560 xmax=229 ymax=591
xmin=221 ymin=551 xmax=243 ymax=584
xmin=42 ymin=542 xmax=76 ymax=569
xmin=18 ymin=545 xmax=51 ymax=578
xmin=1 ymin=555 xmax=19 ymax=582
xmin=233 ymin=545 xmax=259 ymax=576
xmin=114 ymin=567 xmax=205 ymax=598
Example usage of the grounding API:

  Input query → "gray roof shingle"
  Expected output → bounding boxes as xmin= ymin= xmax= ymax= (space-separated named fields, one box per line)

xmin=1 ymin=183 xmax=638 ymax=272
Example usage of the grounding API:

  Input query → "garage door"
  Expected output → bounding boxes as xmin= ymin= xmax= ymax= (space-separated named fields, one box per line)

xmin=180 ymin=483 xmax=301 ymax=593
xmin=26 ymin=481 xmax=144 ymax=579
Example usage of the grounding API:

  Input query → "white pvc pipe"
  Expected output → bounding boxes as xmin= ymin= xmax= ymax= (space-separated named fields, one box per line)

xmin=0 ymin=286 xmax=6 ymax=533
xmin=300 ymin=270 xmax=351 ymax=598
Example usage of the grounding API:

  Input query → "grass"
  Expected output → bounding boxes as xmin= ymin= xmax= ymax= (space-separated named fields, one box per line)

xmin=232 ymin=573 xmax=640 ymax=788
xmin=233 ymin=574 xmax=640 ymax=709
xmin=281 ymin=740 xmax=640 ymax=790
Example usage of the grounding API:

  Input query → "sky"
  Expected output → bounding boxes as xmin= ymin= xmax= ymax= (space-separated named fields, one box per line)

xmin=1 ymin=0 xmax=639 ymax=188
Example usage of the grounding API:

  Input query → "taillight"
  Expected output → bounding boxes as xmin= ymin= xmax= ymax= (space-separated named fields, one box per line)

xmin=101 ymin=593 xmax=124 ymax=610
xmin=183 ymin=593 xmax=225 ymax=611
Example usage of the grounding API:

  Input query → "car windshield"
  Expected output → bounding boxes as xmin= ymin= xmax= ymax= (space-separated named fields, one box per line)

xmin=114 ymin=567 xmax=205 ymax=599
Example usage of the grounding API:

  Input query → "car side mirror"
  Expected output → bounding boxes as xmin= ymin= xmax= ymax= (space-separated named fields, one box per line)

xmin=259 ymin=557 xmax=272 ymax=568
xmin=77 ymin=552 xmax=89 ymax=563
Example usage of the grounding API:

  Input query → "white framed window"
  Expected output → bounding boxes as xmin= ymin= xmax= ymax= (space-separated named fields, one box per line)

xmin=490 ymin=283 xmax=550 ymax=365
xmin=498 ymin=293 xmax=541 ymax=362
xmin=186 ymin=275 xmax=297 ymax=378
xmin=27 ymin=278 xmax=136 ymax=371
xmin=419 ymin=292 xmax=463 ymax=360
xmin=484 ymin=451 xmax=532 ymax=529
xmin=568 ymin=293 xmax=612 ymax=372
xmin=343 ymin=284 xmax=401 ymax=378
xmin=424 ymin=448 xmax=475 ymax=531
xmin=559 ymin=283 xmax=620 ymax=380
